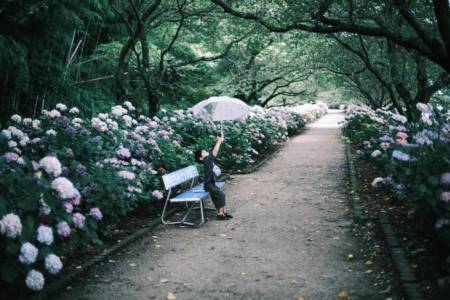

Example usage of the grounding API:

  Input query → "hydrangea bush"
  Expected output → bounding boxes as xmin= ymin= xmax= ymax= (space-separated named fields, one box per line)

xmin=0 ymin=100 xmax=327 ymax=292
xmin=343 ymin=103 xmax=450 ymax=247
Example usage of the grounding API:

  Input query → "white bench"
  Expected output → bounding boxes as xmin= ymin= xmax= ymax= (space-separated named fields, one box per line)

xmin=161 ymin=165 xmax=225 ymax=226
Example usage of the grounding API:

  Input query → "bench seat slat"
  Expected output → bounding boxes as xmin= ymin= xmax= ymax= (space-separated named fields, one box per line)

xmin=190 ymin=181 xmax=225 ymax=192
xmin=169 ymin=182 xmax=225 ymax=203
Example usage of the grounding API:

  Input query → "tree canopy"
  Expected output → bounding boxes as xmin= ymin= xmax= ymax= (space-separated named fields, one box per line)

xmin=0 ymin=0 xmax=449 ymax=123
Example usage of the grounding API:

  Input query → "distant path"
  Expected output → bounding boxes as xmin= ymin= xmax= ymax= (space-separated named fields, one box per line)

xmin=58 ymin=110 xmax=383 ymax=299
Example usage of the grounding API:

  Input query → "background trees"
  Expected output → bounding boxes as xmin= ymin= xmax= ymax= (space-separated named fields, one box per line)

xmin=0 ymin=0 xmax=448 ymax=124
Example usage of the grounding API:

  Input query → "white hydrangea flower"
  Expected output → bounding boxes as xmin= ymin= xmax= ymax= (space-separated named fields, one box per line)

xmin=46 ymin=129 xmax=57 ymax=136
xmin=19 ymin=136 xmax=30 ymax=146
xmin=17 ymin=157 xmax=26 ymax=165
xmin=25 ymin=269 xmax=45 ymax=291
xmin=11 ymin=114 xmax=22 ymax=123
xmin=19 ymin=242 xmax=38 ymax=265
xmin=22 ymin=118 xmax=32 ymax=126
xmin=45 ymin=254 xmax=63 ymax=274
xmin=91 ymin=117 xmax=108 ymax=132
xmin=122 ymin=115 xmax=133 ymax=127
xmin=46 ymin=109 xmax=61 ymax=118
xmin=98 ymin=113 xmax=108 ymax=120
xmin=1 ymin=129 xmax=12 ymax=140
xmin=56 ymin=103 xmax=67 ymax=111
xmin=8 ymin=141 xmax=18 ymax=148
xmin=51 ymin=177 xmax=79 ymax=199
xmin=0 ymin=213 xmax=22 ymax=238
xmin=8 ymin=126 xmax=26 ymax=139
xmin=123 ymin=101 xmax=135 ymax=111
xmin=32 ymin=119 xmax=41 ymax=129
xmin=39 ymin=156 xmax=62 ymax=177
xmin=37 ymin=225 xmax=53 ymax=245
xmin=71 ymin=118 xmax=83 ymax=128
xmin=111 ymin=105 xmax=127 ymax=117
xmin=371 ymin=150 xmax=382 ymax=157
xmin=69 ymin=107 xmax=79 ymax=114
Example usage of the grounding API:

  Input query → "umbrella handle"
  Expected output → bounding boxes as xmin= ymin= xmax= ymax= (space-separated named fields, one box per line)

xmin=221 ymin=121 xmax=224 ymax=139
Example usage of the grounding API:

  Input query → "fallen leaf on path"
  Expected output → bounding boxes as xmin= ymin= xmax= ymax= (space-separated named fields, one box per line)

xmin=128 ymin=263 xmax=137 ymax=267
xmin=365 ymin=259 xmax=374 ymax=265
xmin=160 ymin=279 xmax=170 ymax=283
xmin=338 ymin=291 xmax=349 ymax=298
xmin=219 ymin=234 xmax=227 ymax=237
xmin=297 ymin=296 xmax=305 ymax=300
xmin=347 ymin=254 xmax=354 ymax=261
xmin=166 ymin=292 xmax=176 ymax=300
xmin=146 ymin=276 xmax=153 ymax=282
xmin=291 ymin=279 xmax=299 ymax=284
xmin=366 ymin=269 xmax=374 ymax=273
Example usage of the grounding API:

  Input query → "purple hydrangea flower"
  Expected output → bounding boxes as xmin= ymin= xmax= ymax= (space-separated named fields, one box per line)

xmin=66 ymin=148 xmax=74 ymax=158
xmin=441 ymin=191 xmax=450 ymax=202
xmin=435 ymin=218 xmax=450 ymax=230
xmin=392 ymin=150 xmax=411 ymax=162
xmin=57 ymin=221 xmax=71 ymax=237
xmin=89 ymin=207 xmax=103 ymax=221
xmin=63 ymin=202 xmax=73 ymax=213
xmin=441 ymin=173 xmax=450 ymax=187
xmin=80 ymin=129 xmax=90 ymax=136
xmin=64 ymin=126 xmax=76 ymax=135
xmin=72 ymin=213 xmax=86 ymax=229
xmin=3 ymin=152 xmax=19 ymax=163
xmin=55 ymin=116 xmax=70 ymax=128
xmin=76 ymin=164 xmax=87 ymax=176
xmin=61 ymin=166 xmax=70 ymax=177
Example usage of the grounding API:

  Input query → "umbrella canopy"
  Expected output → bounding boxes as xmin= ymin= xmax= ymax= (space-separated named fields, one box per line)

xmin=191 ymin=96 xmax=249 ymax=121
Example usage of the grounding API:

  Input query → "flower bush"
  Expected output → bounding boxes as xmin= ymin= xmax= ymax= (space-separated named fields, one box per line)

xmin=0 ymin=100 xmax=326 ymax=292
xmin=343 ymin=103 xmax=450 ymax=247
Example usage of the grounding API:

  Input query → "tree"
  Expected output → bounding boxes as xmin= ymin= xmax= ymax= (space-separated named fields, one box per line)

xmin=210 ymin=0 xmax=450 ymax=74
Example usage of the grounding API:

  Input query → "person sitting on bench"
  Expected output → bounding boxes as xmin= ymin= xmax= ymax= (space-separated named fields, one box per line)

xmin=195 ymin=135 xmax=233 ymax=220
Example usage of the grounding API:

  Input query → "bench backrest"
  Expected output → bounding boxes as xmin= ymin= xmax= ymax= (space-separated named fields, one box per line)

xmin=162 ymin=165 xmax=199 ymax=190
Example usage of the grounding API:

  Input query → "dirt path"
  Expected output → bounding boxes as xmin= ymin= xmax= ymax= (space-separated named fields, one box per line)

xmin=58 ymin=110 xmax=385 ymax=300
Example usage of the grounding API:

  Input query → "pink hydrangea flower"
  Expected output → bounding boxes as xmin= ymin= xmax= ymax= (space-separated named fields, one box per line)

xmin=441 ymin=192 xmax=450 ymax=203
xmin=152 ymin=190 xmax=164 ymax=200
xmin=117 ymin=170 xmax=136 ymax=180
xmin=63 ymin=202 xmax=74 ymax=213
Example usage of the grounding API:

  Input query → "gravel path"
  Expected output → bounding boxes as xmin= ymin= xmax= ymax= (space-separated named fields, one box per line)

xmin=58 ymin=110 xmax=384 ymax=300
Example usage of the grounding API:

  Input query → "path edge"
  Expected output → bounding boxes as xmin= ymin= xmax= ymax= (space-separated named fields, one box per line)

xmin=345 ymin=141 xmax=425 ymax=300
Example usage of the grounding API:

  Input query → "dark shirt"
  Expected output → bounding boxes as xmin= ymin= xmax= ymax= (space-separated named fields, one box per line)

xmin=203 ymin=154 xmax=215 ymax=186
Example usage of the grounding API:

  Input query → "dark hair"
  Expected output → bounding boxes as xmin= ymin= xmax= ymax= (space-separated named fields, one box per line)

xmin=195 ymin=149 xmax=203 ymax=163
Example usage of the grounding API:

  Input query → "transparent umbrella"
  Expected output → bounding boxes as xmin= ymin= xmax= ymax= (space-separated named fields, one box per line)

xmin=191 ymin=96 xmax=250 ymax=136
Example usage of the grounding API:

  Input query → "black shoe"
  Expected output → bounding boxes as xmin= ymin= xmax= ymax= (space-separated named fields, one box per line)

xmin=216 ymin=214 xmax=227 ymax=221
xmin=224 ymin=212 xmax=233 ymax=219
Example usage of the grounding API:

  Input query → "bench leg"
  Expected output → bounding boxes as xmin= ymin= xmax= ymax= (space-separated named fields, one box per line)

xmin=161 ymin=197 xmax=177 ymax=225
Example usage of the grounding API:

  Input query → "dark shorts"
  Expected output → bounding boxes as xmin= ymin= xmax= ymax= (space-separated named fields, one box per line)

xmin=204 ymin=183 xmax=225 ymax=209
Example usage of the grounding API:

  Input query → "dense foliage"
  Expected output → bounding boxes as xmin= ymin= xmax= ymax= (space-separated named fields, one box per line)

xmin=344 ymin=103 xmax=450 ymax=247
xmin=0 ymin=101 xmax=326 ymax=292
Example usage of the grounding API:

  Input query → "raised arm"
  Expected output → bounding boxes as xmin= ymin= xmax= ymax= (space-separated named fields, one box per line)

xmin=212 ymin=136 xmax=224 ymax=157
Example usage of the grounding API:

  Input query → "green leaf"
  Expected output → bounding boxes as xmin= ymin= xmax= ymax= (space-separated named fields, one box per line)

xmin=1 ymin=262 xmax=18 ymax=283
xmin=427 ymin=176 xmax=440 ymax=187
xmin=5 ymin=241 xmax=19 ymax=256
